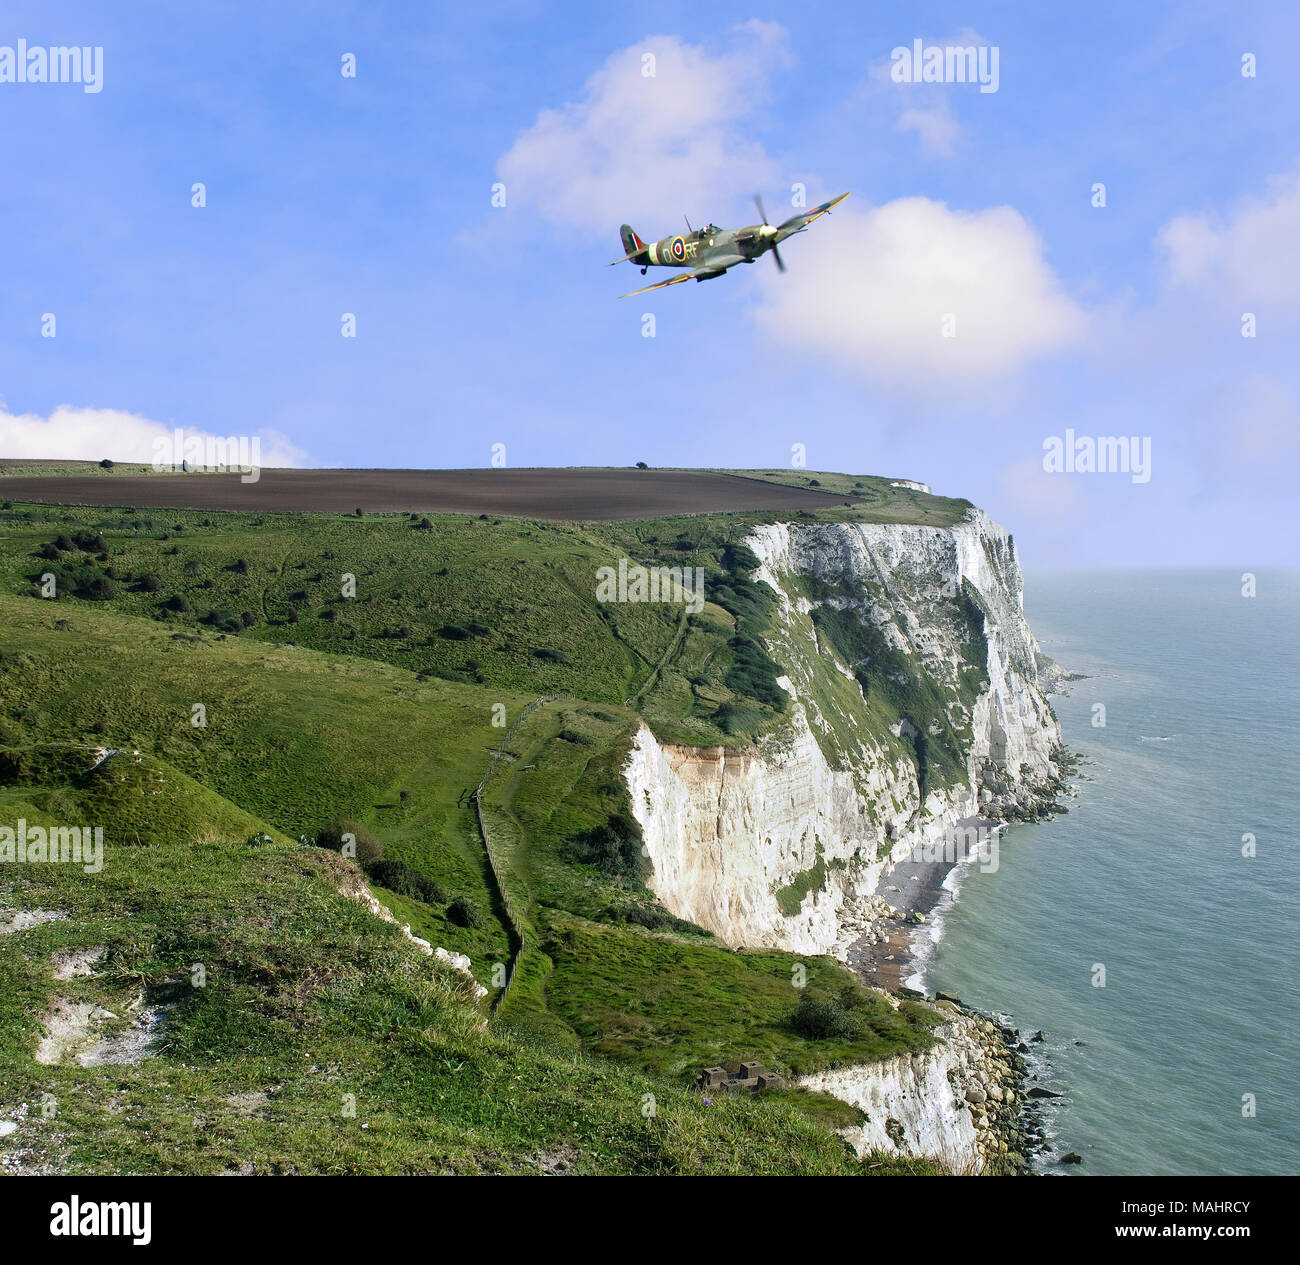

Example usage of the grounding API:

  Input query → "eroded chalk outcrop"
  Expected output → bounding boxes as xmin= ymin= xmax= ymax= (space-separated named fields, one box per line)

xmin=626 ymin=509 xmax=1063 ymax=957
xmin=798 ymin=1008 xmax=1025 ymax=1173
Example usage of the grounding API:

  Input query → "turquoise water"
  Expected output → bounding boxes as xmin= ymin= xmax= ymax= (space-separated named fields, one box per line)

xmin=925 ymin=569 xmax=1300 ymax=1176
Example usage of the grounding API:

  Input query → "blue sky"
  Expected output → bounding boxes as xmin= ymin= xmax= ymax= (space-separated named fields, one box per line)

xmin=1 ymin=1 xmax=1296 ymax=566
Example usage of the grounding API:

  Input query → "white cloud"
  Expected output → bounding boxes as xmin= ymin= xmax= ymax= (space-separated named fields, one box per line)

xmin=895 ymin=99 xmax=960 ymax=157
xmin=750 ymin=197 xmax=1086 ymax=383
xmin=862 ymin=28 xmax=996 ymax=158
xmin=1157 ymin=167 xmax=1300 ymax=306
xmin=496 ymin=22 xmax=789 ymax=237
xmin=0 ymin=403 xmax=308 ymax=466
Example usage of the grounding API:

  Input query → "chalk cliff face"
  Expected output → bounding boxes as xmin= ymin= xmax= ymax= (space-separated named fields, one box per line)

xmin=798 ymin=1008 xmax=1024 ymax=1172
xmin=624 ymin=509 xmax=1061 ymax=957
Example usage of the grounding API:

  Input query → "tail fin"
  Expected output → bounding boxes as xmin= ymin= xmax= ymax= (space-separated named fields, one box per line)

xmin=615 ymin=224 xmax=649 ymax=265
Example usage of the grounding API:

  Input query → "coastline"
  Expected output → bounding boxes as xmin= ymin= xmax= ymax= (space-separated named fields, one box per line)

xmin=846 ymin=836 xmax=1055 ymax=1173
xmin=841 ymin=732 xmax=1080 ymax=1170
xmin=848 ymin=816 xmax=1002 ymax=993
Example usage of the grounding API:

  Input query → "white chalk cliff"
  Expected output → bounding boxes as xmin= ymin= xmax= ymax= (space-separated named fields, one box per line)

xmin=626 ymin=509 xmax=1060 ymax=957
xmin=798 ymin=1008 xmax=1022 ymax=1171
xmin=623 ymin=510 xmax=1062 ymax=1169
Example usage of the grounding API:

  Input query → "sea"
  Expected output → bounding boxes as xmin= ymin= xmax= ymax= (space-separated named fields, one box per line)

xmin=920 ymin=569 xmax=1299 ymax=1176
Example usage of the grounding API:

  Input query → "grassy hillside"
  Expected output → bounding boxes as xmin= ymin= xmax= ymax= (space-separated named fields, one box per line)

xmin=0 ymin=487 xmax=971 ymax=1174
xmin=704 ymin=469 xmax=970 ymax=527
xmin=0 ymin=820 xmax=940 ymax=1174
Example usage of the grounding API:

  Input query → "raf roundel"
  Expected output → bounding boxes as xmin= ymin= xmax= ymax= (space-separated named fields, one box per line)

xmin=669 ymin=236 xmax=687 ymax=263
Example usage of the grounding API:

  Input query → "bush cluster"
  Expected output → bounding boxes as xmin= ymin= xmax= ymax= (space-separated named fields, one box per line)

xmin=363 ymin=858 xmax=447 ymax=904
xmin=560 ymin=813 xmax=646 ymax=882
xmin=314 ymin=818 xmax=384 ymax=862
xmin=788 ymin=992 xmax=862 ymax=1041
xmin=446 ymin=896 xmax=484 ymax=928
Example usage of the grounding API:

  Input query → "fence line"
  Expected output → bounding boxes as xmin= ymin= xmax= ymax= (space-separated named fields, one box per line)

xmin=474 ymin=696 xmax=551 ymax=1011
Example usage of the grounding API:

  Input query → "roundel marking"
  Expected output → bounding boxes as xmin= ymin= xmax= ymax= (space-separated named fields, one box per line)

xmin=669 ymin=236 xmax=686 ymax=263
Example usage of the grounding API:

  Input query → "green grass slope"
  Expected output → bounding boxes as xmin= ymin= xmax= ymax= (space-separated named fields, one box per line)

xmin=0 ymin=487 xmax=973 ymax=1175
xmin=0 ymin=825 xmax=940 ymax=1174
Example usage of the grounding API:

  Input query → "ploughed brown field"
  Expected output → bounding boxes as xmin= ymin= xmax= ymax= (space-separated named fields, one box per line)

xmin=2 ymin=467 xmax=846 ymax=521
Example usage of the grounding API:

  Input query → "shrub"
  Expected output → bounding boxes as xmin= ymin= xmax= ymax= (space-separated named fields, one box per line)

xmin=446 ymin=896 xmax=484 ymax=928
xmin=84 ymin=576 xmax=120 ymax=601
xmin=0 ymin=751 xmax=32 ymax=783
xmin=616 ymin=904 xmax=705 ymax=935
xmin=162 ymin=594 xmax=191 ymax=613
xmin=839 ymin=983 xmax=870 ymax=1012
xmin=40 ymin=563 xmax=120 ymax=602
xmin=724 ymin=637 xmax=787 ymax=710
xmin=363 ymin=858 xmax=446 ymax=904
xmin=141 ymin=573 xmax=162 ymax=593
xmin=911 ymin=729 xmax=931 ymax=800
xmin=314 ymin=818 xmax=384 ymax=862
xmin=789 ymin=993 xmax=862 ymax=1041
xmin=201 ymin=608 xmax=243 ymax=633
xmin=560 ymin=817 xmax=646 ymax=882
xmin=706 ymin=568 xmax=775 ymax=639
xmin=721 ymin=542 xmax=761 ymax=573
xmin=532 ymin=647 xmax=568 ymax=664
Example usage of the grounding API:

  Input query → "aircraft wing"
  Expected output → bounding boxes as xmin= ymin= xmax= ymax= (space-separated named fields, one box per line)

xmin=617 ymin=256 xmax=745 ymax=299
xmin=776 ymin=192 xmax=850 ymax=239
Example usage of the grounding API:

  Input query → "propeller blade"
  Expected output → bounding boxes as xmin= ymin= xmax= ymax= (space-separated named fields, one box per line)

xmin=772 ymin=243 xmax=786 ymax=273
xmin=754 ymin=194 xmax=769 ymax=226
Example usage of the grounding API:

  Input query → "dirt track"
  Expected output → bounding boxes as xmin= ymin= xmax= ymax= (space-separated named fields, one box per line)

xmin=2 ymin=467 xmax=846 ymax=521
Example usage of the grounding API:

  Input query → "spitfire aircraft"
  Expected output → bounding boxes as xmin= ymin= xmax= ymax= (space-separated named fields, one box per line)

xmin=609 ymin=192 xmax=849 ymax=298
